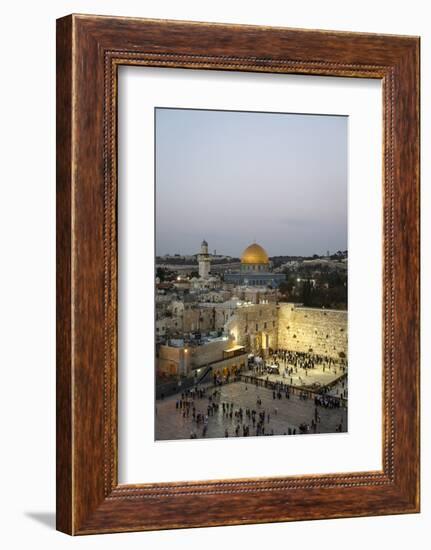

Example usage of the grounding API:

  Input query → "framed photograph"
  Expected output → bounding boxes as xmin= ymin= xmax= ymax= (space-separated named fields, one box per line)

xmin=56 ymin=14 xmax=420 ymax=534
xmin=152 ymin=106 xmax=349 ymax=443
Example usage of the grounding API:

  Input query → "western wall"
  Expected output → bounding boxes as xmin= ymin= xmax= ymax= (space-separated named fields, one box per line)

xmin=157 ymin=301 xmax=348 ymax=376
xmin=277 ymin=303 xmax=347 ymax=359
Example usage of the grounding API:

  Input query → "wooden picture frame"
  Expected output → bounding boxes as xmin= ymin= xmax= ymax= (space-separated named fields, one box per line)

xmin=56 ymin=14 xmax=420 ymax=534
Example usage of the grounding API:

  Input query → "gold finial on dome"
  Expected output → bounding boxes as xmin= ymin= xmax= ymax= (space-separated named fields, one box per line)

xmin=241 ymin=243 xmax=269 ymax=265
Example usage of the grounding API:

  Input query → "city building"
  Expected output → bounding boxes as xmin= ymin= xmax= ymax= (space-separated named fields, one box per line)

xmin=224 ymin=243 xmax=286 ymax=287
xmin=156 ymin=301 xmax=347 ymax=376
xmin=157 ymin=335 xmax=247 ymax=377
xmin=155 ymin=239 xmax=347 ymax=379
xmin=198 ymin=239 xmax=211 ymax=279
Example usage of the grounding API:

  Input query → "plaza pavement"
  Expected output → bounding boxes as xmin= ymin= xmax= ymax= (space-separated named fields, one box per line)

xmin=155 ymin=380 xmax=347 ymax=441
xmin=245 ymin=361 xmax=346 ymax=390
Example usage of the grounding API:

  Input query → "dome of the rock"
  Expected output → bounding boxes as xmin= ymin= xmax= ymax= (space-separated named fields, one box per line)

xmin=241 ymin=243 xmax=270 ymax=265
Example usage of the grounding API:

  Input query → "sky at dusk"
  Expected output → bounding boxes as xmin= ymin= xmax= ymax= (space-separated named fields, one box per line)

xmin=155 ymin=108 xmax=347 ymax=257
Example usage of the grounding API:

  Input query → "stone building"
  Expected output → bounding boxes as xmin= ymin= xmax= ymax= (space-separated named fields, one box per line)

xmin=225 ymin=303 xmax=279 ymax=355
xmin=224 ymin=243 xmax=285 ymax=287
xmin=236 ymin=286 xmax=279 ymax=304
xmin=155 ymin=316 xmax=183 ymax=340
xmin=157 ymin=335 xmax=247 ymax=377
xmin=161 ymin=297 xmax=238 ymax=336
xmin=198 ymin=239 xmax=211 ymax=279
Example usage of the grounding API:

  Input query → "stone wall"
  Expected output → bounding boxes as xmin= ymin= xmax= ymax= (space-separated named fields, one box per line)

xmin=182 ymin=306 xmax=216 ymax=333
xmin=210 ymin=354 xmax=248 ymax=375
xmin=188 ymin=337 xmax=234 ymax=368
xmin=157 ymin=345 xmax=190 ymax=376
xmin=157 ymin=336 xmax=237 ymax=376
xmin=163 ymin=301 xmax=237 ymax=335
xmin=278 ymin=303 xmax=347 ymax=359
xmin=225 ymin=303 xmax=279 ymax=354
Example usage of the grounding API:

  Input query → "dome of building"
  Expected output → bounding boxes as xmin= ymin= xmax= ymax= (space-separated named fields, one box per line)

xmin=241 ymin=243 xmax=269 ymax=265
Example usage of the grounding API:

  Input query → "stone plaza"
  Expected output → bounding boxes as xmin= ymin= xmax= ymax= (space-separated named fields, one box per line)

xmin=155 ymin=380 xmax=347 ymax=441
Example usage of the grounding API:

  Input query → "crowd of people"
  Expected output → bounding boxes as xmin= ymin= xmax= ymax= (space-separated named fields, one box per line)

xmin=157 ymin=347 xmax=348 ymax=440
xmin=244 ymin=349 xmax=347 ymax=400
xmin=248 ymin=349 xmax=347 ymax=378
xmin=169 ymin=380 xmax=345 ymax=439
xmin=242 ymin=369 xmax=347 ymax=404
xmin=276 ymin=349 xmax=347 ymax=372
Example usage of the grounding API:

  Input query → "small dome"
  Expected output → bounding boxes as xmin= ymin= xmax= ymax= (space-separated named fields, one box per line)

xmin=241 ymin=243 xmax=269 ymax=265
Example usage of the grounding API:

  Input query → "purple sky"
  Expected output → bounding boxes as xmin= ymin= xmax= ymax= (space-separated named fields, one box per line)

xmin=155 ymin=108 xmax=347 ymax=257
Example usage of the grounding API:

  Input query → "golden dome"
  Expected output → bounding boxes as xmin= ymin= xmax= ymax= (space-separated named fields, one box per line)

xmin=241 ymin=243 xmax=269 ymax=265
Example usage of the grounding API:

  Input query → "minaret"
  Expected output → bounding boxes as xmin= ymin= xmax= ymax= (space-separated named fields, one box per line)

xmin=198 ymin=240 xmax=211 ymax=279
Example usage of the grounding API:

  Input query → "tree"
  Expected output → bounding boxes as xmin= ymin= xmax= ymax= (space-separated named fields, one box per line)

xmin=156 ymin=267 xmax=175 ymax=282
xmin=301 ymin=280 xmax=313 ymax=306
